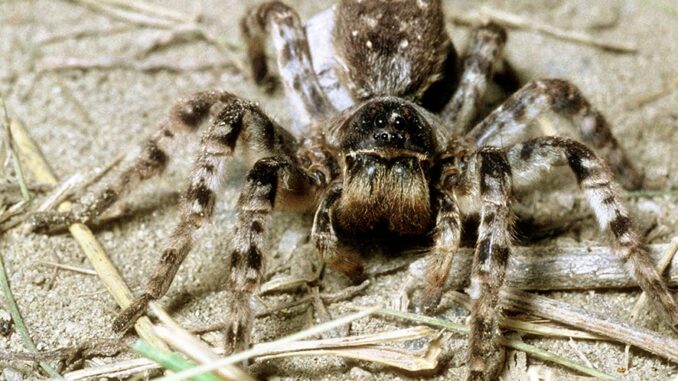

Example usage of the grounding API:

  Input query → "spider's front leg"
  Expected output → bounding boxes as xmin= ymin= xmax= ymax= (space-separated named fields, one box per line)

xmin=241 ymin=1 xmax=334 ymax=127
xmin=29 ymin=91 xmax=235 ymax=233
xmin=311 ymin=183 xmax=366 ymax=281
xmin=466 ymin=79 xmax=642 ymax=189
xmin=507 ymin=136 xmax=678 ymax=330
xmin=111 ymin=97 xmax=315 ymax=352
xmin=460 ymin=147 xmax=514 ymax=381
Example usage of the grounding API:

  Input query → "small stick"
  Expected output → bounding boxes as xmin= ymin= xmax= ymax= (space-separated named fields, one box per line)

xmin=62 ymin=357 xmax=158 ymax=380
xmin=72 ymin=0 xmax=176 ymax=29
xmin=449 ymin=7 xmax=636 ymax=53
xmin=502 ymin=288 xmax=678 ymax=363
xmin=362 ymin=307 xmax=614 ymax=379
xmin=405 ymin=243 xmax=678 ymax=291
xmin=93 ymin=0 xmax=194 ymax=23
xmin=155 ymin=307 xmax=380 ymax=381
xmin=626 ymin=76 xmax=678 ymax=109
xmin=37 ymin=56 xmax=236 ymax=74
xmin=37 ymin=261 xmax=97 ymax=276
xmin=1 ymin=97 xmax=30 ymax=201
xmin=567 ymin=337 xmax=595 ymax=369
xmin=10 ymin=119 xmax=168 ymax=351
xmin=623 ymin=237 xmax=678 ymax=370
xmin=149 ymin=303 xmax=254 ymax=381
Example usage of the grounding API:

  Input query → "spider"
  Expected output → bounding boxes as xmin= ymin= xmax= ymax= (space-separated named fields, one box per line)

xmin=30 ymin=0 xmax=678 ymax=380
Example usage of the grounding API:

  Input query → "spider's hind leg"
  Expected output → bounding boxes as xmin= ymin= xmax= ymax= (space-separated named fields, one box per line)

xmin=29 ymin=91 xmax=235 ymax=233
xmin=241 ymin=1 xmax=334 ymax=128
xmin=507 ymin=136 xmax=678 ymax=330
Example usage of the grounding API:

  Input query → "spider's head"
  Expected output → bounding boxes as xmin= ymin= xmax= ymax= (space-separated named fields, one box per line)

xmin=333 ymin=98 xmax=438 ymax=235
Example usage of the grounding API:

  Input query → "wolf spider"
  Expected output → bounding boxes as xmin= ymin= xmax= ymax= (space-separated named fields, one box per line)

xmin=31 ymin=0 xmax=678 ymax=380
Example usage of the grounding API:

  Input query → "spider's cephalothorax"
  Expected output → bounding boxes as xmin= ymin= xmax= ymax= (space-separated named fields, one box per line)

xmin=30 ymin=1 xmax=678 ymax=380
xmin=334 ymin=98 xmax=439 ymax=236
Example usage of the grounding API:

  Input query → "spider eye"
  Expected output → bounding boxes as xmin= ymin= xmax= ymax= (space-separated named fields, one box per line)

xmin=393 ymin=115 xmax=406 ymax=130
xmin=375 ymin=118 xmax=386 ymax=128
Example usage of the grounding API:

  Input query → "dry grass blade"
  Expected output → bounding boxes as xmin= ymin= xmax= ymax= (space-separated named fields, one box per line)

xmin=149 ymin=303 xmax=254 ymax=381
xmin=362 ymin=306 xmax=614 ymax=379
xmin=259 ymin=335 xmax=444 ymax=372
xmin=502 ymin=288 xmax=678 ymax=363
xmin=1 ymin=97 xmax=30 ymax=201
xmin=155 ymin=307 xmax=380 ymax=381
xmin=449 ymin=7 xmax=636 ymax=53
xmin=62 ymin=358 xmax=158 ymax=380
xmin=10 ymin=119 xmax=168 ymax=351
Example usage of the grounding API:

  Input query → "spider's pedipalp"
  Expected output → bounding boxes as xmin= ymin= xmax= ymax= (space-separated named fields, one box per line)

xmin=311 ymin=182 xmax=366 ymax=281
xmin=464 ymin=147 xmax=514 ymax=381
xmin=443 ymin=23 xmax=507 ymax=135
xmin=113 ymin=96 xmax=310 ymax=334
xmin=242 ymin=1 xmax=335 ymax=130
xmin=507 ymin=136 xmax=678 ymax=330
xmin=466 ymin=79 xmax=642 ymax=189
xmin=414 ymin=188 xmax=461 ymax=313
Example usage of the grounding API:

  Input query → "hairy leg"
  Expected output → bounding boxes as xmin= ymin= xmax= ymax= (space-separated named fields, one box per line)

xmin=413 ymin=188 xmax=461 ymax=313
xmin=241 ymin=1 xmax=335 ymax=129
xmin=461 ymin=147 xmax=514 ymax=381
xmin=311 ymin=183 xmax=366 ymax=281
xmin=29 ymin=90 xmax=236 ymax=233
xmin=507 ymin=136 xmax=678 ymax=330
xmin=442 ymin=23 xmax=507 ymax=135
xmin=466 ymin=79 xmax=642 ymax=189
xmin=112 ymin=96 xmax=303 ymax=333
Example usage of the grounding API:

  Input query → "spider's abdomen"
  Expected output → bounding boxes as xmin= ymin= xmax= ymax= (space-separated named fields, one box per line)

xmin=333 ymin=0 xmax=451 ymax=100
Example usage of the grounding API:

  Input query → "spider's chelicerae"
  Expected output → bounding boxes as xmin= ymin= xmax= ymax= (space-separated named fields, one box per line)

xmin=31 ymin=0 xmax=678 ymax=380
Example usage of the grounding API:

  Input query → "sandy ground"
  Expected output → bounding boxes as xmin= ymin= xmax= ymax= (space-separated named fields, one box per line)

xmin=1 ymin=0 xmax=677 ymax=380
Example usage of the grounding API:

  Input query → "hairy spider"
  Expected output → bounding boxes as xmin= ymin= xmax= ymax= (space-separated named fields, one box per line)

xmin=31 ymin=0 xmax=678 ymax=380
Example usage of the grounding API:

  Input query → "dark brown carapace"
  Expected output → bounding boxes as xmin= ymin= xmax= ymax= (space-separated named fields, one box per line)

xmin=30 ymin=1 xmax=677 ymax=380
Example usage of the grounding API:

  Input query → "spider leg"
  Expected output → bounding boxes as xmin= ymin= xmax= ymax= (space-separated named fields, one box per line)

xmin=453 ymin=147 xmax=514 ymax=381
xmin=311 ymin=182 xmax=366 ymax=281
xmin=466 ymin=79 xmax=642 ymax=189
xmin=29 ymin=90 xmax=236 ymax=233
xmin=413 ymin=188 xmax=462 ymax=313
xmin=111 ymin=97 xmax=314 ymax=340
xmin=506 ymin=136 xmax=678 ymax=330
xmin=241 ymin=1 xmax=335 ymax=129
xmin=442 ymin=23 xmax=507 ymax=135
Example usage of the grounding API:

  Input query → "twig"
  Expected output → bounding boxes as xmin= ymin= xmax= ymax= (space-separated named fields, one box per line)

xmin=155 ymin=307 xmax=380 ymax=381
xmin=36 ymin=151 xmax=124 ymax=213
xmin=72 ymin=0 xmax=176 ymax=28
xmin=10 ymin=119 xmax=168 ymax=351
xmin=623 ymin=237 xmax=678 ymax=370
xmin=567 ymin=337 xmax=595 ymax=369
xmin=37 ymin=261 xmax=97 ymax=276
xmin=502 ymin=288 xmax=678 ymax=363
xmin=93 ymin=0 xmax=194 ymax=23
xmin=149 ymin=303 xmax=254 ymax=381
xmin=626 ymin=76 xmax=678 ymax=109
xmin=62 ymin=357 xmax=158 ymax=380
xmin=1 ymin=97 xmax=30 ymax=201
xmin=37 ymin=56 xmax=236 ymax=73
xmin=361 ymin=307 xmax=614 ymax=379
xmin=449 ymin=7 xmax=636 ymax=53
xmin=405 ymin=243 xmax=678 ymax=291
